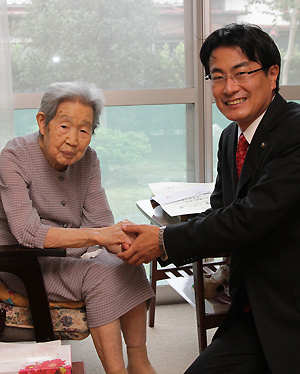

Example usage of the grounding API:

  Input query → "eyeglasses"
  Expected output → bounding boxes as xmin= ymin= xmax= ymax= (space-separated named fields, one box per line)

xmin=205 ymin=68 xmax=263 ymax=86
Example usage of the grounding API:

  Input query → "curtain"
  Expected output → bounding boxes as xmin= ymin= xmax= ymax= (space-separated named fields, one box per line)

xmin=0 ymin=0 xmax=14 ymax=151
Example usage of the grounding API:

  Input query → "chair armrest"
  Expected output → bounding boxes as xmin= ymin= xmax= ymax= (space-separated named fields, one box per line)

xmin=0 ymin=245 xmax=66 ymax=258
xmin=0 ymin=245 xmax=66 ymax=342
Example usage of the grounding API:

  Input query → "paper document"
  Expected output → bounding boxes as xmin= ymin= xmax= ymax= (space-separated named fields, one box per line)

xmin=148 ymin=182 xmax=213 ymax=196
xmin=165 ymin=272 xmax=230 ymax=314
xmin=148 ymin=182 xmax=214 ymax=216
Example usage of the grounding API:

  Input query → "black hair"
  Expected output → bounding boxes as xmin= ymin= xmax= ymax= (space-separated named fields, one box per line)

xmin=200 ymin=23 xmax=281 ymax=93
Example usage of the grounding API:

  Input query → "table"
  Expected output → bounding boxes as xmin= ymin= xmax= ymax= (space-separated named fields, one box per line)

xmin=137 ymin=199 xmax=229 ymax=352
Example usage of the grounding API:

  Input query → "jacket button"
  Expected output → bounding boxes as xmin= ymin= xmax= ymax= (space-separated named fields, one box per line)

xmin=61 ymin=200 xmax=66 ymax=206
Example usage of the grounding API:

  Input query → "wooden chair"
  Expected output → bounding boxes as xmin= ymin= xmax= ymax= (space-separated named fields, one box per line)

xmin=0 ymin=244 xmax=87 ymax=373
xmin=0 ymin=244 xmax=89 ymax=343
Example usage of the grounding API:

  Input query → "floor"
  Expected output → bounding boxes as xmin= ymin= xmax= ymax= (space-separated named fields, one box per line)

xmin=67 ymin=302 xmax=217 ymax=374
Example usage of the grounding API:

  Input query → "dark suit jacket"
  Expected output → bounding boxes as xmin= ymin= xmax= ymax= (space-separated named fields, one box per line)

xmin=163 ymin=93 xmax=300 ymax=374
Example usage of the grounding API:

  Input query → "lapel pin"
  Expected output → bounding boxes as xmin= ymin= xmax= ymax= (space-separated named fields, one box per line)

xmin=261 ymin=142 xmax=267 ymax=149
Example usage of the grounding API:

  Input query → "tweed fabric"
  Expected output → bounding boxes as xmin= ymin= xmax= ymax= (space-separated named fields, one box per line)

xmin=0 ymin=132 xmax=154 ymax=327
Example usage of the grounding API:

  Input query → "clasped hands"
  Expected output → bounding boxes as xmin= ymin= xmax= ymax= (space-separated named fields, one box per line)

xmin=108 ymin=220 xmax=162 ymax=266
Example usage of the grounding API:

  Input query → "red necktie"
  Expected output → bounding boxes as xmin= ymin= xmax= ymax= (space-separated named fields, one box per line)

xmin=236 ymin=133 xmax=248 ymax=178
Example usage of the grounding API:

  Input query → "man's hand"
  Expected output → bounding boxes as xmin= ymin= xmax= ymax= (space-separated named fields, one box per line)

xmin=117 ymin=224 xmax=161 ymax=266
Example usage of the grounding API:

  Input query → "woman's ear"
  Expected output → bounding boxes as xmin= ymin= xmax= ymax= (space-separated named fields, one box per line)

xmin=36 ymin=112 xmax=46 ymax=135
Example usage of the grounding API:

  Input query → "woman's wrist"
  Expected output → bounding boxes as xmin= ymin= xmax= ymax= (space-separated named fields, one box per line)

xmin=44 ymin=225 xmax=125 ymax=249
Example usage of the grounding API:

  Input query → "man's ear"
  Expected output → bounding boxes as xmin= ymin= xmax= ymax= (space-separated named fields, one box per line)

xmin=269 ymin=64 xmax=280 ymax=88
xmin=36 ymin=112 xmax=46 ymax=135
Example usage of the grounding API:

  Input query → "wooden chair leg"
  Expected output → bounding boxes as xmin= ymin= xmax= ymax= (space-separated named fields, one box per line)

xmin=193 ymin=261 xmax=207 ymax=353
xmin=0 ymin=309 xmax=6 ymax=335
xmin=0 ymin=256 xmax=54 ymax=342
xmin=149 ymin=259 xmax=157 ymax=327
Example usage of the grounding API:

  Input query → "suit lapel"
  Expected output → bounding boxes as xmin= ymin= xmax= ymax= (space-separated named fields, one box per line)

xmin=236 ymin=94 xmax=287 ymax=196
xmin=228 ymin=124 xmax=239 ymax=190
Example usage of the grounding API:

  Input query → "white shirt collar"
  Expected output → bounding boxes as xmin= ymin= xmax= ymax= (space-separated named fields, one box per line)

xmin=237 ymin=111 xmax=265 ymax=144
xmin=237 ymin=95 xmax=275 ymax=143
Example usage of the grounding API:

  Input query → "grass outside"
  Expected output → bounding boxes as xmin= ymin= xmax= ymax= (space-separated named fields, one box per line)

xmin=103 ymin=154 xmax=186 ymax=224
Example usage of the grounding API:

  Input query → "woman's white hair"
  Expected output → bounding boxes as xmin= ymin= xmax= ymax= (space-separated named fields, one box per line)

xmin=39 ymin=81 xmax=104 ymax=133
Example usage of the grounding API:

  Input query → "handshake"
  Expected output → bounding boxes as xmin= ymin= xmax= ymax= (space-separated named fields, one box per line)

xmin=106 ymin=220 xmax=162 ymax=266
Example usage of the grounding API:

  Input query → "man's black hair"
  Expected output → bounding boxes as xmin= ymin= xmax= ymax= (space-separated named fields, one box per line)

xmin=200 ymin=23 xmax=281 ymax=92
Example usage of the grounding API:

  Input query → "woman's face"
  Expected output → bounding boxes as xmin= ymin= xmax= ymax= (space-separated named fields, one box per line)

xmin=37 ymin=100 xmax=94 ymax=171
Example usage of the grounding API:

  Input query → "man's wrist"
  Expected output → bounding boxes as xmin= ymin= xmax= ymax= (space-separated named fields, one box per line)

xmin=158 ymin=226 xmax=168 ymax=261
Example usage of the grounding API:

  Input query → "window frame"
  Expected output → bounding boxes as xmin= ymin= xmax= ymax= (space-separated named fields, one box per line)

xmin=9 ymin=0 xmax=300 ymax=299
xmin=11 ymin=0 xmax=300 ymax=186
xmin=11 ymin=0 xmax=211 ymax=185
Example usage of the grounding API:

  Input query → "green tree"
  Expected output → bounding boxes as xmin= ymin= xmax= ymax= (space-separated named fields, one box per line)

xmin=91 ymin=127 xmax=151 ymax=174
xmin=10 ymin=0 xmax=185 ymax=92
xmin=9 ymin=0 xmax=187 ymax=177
xmin=158 ymin=42 xmax=185 ymax=87
xmin=246 ymin=0 xmax=300 ymax=84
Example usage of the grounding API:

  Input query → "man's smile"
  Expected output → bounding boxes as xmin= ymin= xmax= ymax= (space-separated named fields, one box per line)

xmin=225 ymin=98 xmax=247 ymax=106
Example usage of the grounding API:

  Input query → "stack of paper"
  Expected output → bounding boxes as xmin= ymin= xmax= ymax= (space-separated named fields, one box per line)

xmin=149 ymin=182 xmax=214 ymax=216
xmin=165 ymin=272 xmax=230 ymax=314
xmin=0 ymin=341 xmax=72 ymax=374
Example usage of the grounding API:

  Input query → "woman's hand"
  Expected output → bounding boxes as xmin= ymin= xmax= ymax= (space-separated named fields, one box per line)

xmin=44 ymin=220 xmax=137 ymax=250
xmin=100 ymin=220 xmax=137 ymax=248
xmin=106 ymin=244 xmax=122 ymax=254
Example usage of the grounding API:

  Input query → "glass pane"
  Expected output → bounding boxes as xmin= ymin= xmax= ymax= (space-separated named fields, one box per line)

xmin=14 ymin=105 xmax=187 ymax=223
xmin=211 ymin=1 xmax=300 ymax=180
xmin=8 ymin=0 xmax=185 ymax=93
xmin=212 ymin=103 xmax=231 ymax=179
xmin=211 ymin=0 xmax=300 ymax=85
xmin=91 ymin=104 xmax=187 ymax=223
xmin=14 ymin=108 xmax=37 ymax=136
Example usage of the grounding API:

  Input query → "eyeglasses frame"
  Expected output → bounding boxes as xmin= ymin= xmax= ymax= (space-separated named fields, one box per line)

xmin=205 ymin=67 xmax=264 ymax=85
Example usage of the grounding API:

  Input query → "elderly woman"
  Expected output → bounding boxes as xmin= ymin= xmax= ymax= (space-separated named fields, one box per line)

xmin=0 ymin=82 xmax=156 ymax=374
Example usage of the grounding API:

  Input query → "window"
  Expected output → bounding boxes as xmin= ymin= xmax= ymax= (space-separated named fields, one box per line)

xmin=9 ymin=0 xmax=187 ymax=92
xmin=3 ymin=1 xmax=299 ymax=289
xmin=8 ymin=0 xmax=204 ymax=227
xmin=6 ymin=0 xmax=300 ymax=230
xmin=210 ymin=0 xmax=300 ymax=177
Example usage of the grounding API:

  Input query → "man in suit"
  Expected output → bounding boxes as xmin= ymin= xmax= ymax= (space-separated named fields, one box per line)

xmin=118 ymin=23 xmax=300 ymax=374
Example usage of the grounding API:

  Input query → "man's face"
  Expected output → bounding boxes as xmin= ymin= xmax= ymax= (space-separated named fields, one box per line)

xmin=208 ymin=46 xmax=279 ymax=131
